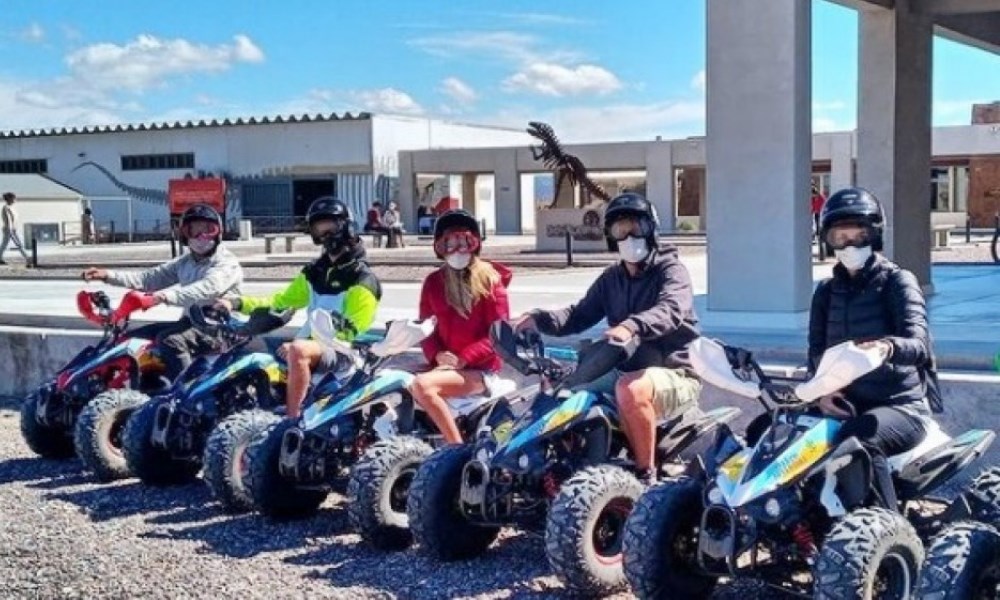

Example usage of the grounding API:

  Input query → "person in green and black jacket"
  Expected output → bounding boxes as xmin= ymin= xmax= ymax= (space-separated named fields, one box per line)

xmin=216 ymin=197 xmax=381 ymax=418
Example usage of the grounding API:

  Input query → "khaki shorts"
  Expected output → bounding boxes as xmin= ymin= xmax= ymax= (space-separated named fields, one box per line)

xmin=587 ymin=367 xmax=702 ymax=419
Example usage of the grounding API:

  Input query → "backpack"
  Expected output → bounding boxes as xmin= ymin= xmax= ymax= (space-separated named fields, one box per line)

xmin=883 ymin=268 xmax=944 ymax=413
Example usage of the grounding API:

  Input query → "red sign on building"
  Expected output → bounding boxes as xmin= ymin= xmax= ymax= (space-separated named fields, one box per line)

xmin=168 ymin=178 xmax=226 ymax=216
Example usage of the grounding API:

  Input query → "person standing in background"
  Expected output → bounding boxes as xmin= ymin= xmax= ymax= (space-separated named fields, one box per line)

xmin=811 ymin=183 xmax=826 ymax=239
xmin=0 ymin=192 xmax=31 ymax=266
xmin=81 ymin=207 xmax=96 ymax=245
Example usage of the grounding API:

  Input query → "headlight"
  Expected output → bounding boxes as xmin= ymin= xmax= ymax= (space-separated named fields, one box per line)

xmin=476 ymin=448 xmax=490 ymax=463
xmin=329 ymin=424 xmax=339 ymax=438
xmin=708 ymin=486 xmax=724 ymax=505
xmin=517 ymin=454 xmax=530 ymax=470
xmin=764 ymin=497 xmax=781 ymax=518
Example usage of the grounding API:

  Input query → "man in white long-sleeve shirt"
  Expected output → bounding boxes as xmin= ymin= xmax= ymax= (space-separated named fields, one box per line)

xmin=0 ymin=192 xmax=31 ymax=265
xmin=82 ymin=204 xmax=244 ymax=378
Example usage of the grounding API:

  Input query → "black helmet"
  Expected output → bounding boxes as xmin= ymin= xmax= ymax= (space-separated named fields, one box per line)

xmin=433 ymin=209 xmax=481 ymax=258
xmin=178 ymin=204 xmax=223 ymax=253
xmin=820 ymin=187 xmax=884 ymax=251
xmin=306 ymin=196 xmax=355 ymax=246
xmin=603 ymin=192 xmax=659 ymax=250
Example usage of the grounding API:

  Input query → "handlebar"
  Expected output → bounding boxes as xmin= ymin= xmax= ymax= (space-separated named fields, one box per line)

xmin=76 ymin=290 xmax=154 ymax=329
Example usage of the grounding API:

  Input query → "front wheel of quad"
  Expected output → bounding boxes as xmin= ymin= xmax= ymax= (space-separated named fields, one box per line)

xmin=74 ymin=389 xmax=149 ymax=481
xmin=545 ymin=465 xmax=644 ymax=596
xmin=916 ymin=521 xmax=1000 ymax=600
xmin=814 ymin=507 xmax=923 ymax=600
xmin=122 ymin=399 xmax=200 ymax=486
xmin=623 ymin=478 xmax=718 ymax=599
xmin=348 ymin=436 xmax=433 ymax=551
xmin=246 ymin=418 xmax=327 ymax=519
xmin=407 ymin=444 xmax=499 ymax=560
xmin=203 ymin=409 xmax=281 ymax=513
xmin=19 ymin=392 xmax=74 ymax=459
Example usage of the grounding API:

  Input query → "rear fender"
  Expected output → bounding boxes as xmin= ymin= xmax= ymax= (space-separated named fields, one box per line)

xmin=896 ymin=429 xmax=996 ymax=501
xmin=657 ymin=406 xmax=742 ymax=459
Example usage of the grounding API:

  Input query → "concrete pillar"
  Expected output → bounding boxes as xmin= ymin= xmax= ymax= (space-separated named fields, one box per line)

xmin=645 ymin=142 xmax=676 ymax=231
xmin=856 ymin=0 xmax=933 ymax=286
xmin=830 ymin=133 xmax=854 ymax=193
xmin=553 ymin=176 xmax=577 ymax=208
xmin=398 ymin=153 xmax=416 ymax=231
xmin=460 ymin=173 xmax=477 ymax=214
xmin=494 ymin=151 xmax=521 ymax=234
xmin=706 ymin=0 xmax=812 ymax=313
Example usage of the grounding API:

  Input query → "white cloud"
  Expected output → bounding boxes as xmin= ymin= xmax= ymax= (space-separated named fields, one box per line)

xmin=492 ymin=12 xmax=591 ymax=27
xmin=19 ymin=23 xmax=45 ymax=43
xmin=933 ymin=99 xmax=985 ymax=125
xmin=814 ymin=100 xmax=847 ymax=111
xmin=409 ymin=30 xmax=584 ymax=66
xmin=812 ymin=117 xmax=842 ymax=133
xmin=440 ymin=77 xmax=477 ymax=105
xmin=691 ymin=69 xmax=706 ymax=93
xmin=489 ymin=100 xmax=706 ymax=143
xmin=351 ymin=88 xmax=424 ymax=115
xmin=60 ymin=24 xmax=83 ymax=41
xmin=64 ymin=33 xmax=265 ymax=92
xmin=0 ymin=78 xmax=129 ymax=131
xmin=502 ymin=63 xmax=622 ymax=97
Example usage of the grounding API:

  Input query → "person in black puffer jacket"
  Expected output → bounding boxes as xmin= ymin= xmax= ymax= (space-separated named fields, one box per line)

xmin=750 ymin=186 xmax=934 ymax=510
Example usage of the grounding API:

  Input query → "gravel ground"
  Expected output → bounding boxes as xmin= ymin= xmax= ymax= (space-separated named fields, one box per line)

xmin=0 ymin=395 xmax=789 ymax=600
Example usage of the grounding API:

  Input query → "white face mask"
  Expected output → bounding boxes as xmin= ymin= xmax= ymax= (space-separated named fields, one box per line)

xmin=188 ymin=238 xmax=215 ymax=255
xmin=834 ymin=245 xmax=872 ymax=271
xmin=618 ymin=236 xmax=650 ymax=264
xmin=446 ymin=252 xmax=472 ymax=270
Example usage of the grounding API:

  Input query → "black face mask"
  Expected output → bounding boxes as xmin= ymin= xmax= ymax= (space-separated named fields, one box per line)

xmin=321 ymin=231 xmax=346 ymax=256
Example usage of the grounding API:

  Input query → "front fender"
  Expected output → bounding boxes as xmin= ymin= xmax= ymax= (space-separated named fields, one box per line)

xmin=300 ymin=368 xmax=414 ymax=432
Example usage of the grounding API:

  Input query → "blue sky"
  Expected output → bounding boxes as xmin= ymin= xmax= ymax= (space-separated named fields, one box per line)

xmin=1 ymin=0 xmax=999 ymax=142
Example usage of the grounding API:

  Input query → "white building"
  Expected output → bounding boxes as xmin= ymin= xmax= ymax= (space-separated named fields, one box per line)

xmin=0 ymin=113 xmax=531 ymax=235
xmin=0 ymin=174 xmax=84 ymax=244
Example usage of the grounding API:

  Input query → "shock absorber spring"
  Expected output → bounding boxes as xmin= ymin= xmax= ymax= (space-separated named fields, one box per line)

xmin=791 ymin=522 xmax=818 ymax=560
xmin=542 ymin=472 xmax=561 ymax=499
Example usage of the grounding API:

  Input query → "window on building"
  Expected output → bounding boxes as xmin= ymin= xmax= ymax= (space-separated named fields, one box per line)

xmin=0 ymin=159 xmax=48 ymax=174
xmin=121 ymin=153 xmax=194 ymax=171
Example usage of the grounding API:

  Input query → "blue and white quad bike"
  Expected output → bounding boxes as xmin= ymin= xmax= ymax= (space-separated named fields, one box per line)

xmin=120 ymin=305 xmax=303 ymax=489
xmin=406 ymin=321 xmax=740 ymax=596
xmin=622 ymin=337 xmax=1000 ymax=600
xmin=245 ymin=313 xmax=521 ymax=520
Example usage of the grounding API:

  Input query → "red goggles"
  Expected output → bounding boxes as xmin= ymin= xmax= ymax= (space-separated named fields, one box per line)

xmin=434 ymin=230 xmax=480 ymax=255
xmin=182 ymin=221 xmax=221 ymax=240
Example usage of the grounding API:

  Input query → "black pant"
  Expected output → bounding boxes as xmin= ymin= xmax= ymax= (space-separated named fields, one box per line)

xmin=746 ymin=405 xmax=926 ymax=508
xmin=130 ymin=317 xmax=224 ymax=380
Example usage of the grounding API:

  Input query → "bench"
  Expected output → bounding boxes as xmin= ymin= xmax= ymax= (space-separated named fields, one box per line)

xmin=361 ymin=229 xmax=407 ymax=248
xmin=263 ymin=233 xmax=302 ymax=254
xmin=931 ymin=224 xmax=954 ymax=249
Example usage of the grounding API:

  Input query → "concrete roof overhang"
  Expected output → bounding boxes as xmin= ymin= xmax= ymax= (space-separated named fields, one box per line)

xmin=830 ymin=0 xmax=1000 ymax=55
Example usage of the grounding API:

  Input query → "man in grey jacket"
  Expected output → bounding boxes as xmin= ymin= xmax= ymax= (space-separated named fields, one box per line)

xmin=515 ymin=193 xmax=702 ymax=483
xmin=81 ymin=204 xmax=243 ymax=379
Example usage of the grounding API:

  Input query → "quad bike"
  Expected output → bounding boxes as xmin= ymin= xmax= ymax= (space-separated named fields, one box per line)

xmin=20 ymin=290 xmax=168 ymax=466
xmin=622 ymin=337 xmax=1000 ymax=599
xmin=199 ymin=311 xmax=382 ymax=513
xmin=406 ymin=322 xmax=740 ymax=596
xmin=121 ymin=304 xmax=303 ymax=487
xmin=245 ymin=313 xmax=522 ymax=521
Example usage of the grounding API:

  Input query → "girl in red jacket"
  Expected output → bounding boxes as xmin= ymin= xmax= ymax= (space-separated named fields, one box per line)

xmin=410 ymin=210 xmax=511 ymax=444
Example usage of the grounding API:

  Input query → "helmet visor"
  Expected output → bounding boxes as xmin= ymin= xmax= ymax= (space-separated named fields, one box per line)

xmin=434 ymin=230 xmax=480 ymax=255
xmin=182 ymin=220 xmax=220 ymax=239
xmin=608 ymin=216 xmax=654 ymax=242
xmin=310 ymin=218 xmax=346 ymax=239
xmin=825 ymin=223 xmax=873 ymax=250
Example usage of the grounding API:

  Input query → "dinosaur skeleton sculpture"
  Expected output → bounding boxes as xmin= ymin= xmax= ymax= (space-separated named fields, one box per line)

xmin=73 ymin=161 xmax=242 ymax=223
xmin=527 ymin=121 xmax=609 ymax=209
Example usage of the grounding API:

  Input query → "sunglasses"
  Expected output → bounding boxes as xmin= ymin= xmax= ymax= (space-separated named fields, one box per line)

xmin=310 ymin=218 xmax=346 ymax=238
xmin=435 ymin=230 xmax=480 ymax=255
xmin=608 ymin=218 xmax=653 ymax=242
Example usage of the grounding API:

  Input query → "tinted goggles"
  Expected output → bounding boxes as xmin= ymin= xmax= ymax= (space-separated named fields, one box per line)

xmin=434 ymin=230 xmax=480 ymax=255
xmin=182 ymin=220 xmax=221 ymax=239
xmin=310 ymin=218 xmax=346 ymax=239
xmin=608 ymin=218 xmax=654 ymax=242
xmin=825 ymin=225 xmax=873 ymax=250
